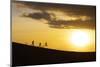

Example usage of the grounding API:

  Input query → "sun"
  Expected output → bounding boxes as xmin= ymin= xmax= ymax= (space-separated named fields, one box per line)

xmin=70 ymin=30 xmax=90 ymax=47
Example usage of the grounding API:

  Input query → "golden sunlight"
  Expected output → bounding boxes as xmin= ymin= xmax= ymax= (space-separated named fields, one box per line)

xmin=70 ymin=30 xmax=90 ymax=47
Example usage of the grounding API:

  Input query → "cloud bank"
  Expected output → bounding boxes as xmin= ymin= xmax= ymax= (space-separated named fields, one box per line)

xmin=13 ymin=1 xmax=96 ymax=29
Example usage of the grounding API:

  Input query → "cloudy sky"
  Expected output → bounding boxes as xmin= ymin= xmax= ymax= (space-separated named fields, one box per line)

xmin=12 ymin=1 xmax=96 ymax=52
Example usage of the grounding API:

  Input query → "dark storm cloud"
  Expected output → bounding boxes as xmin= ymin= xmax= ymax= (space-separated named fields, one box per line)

xmin=22 ymin=12 xmax=95 ymax=29
xmin=14 ymin=1 xmax=96 ymax=16
xmin=22 ymin=11 xmax=54 ymax=22
xmin=14 ymin=1 xmax=96 ymax=29
xmin=47 ymin=19 xmax=95 ymax=29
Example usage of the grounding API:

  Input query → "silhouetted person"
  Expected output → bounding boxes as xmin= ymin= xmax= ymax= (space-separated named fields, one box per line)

xmin=32 ymin=40 xmax=34 ymax=46
xmin=45 ymin=42 xmax=47 ymax=46
xmin=39 ymin=42 xmax=41 ymax=47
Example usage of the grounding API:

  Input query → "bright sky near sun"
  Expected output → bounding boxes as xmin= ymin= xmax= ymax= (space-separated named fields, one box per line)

xmin=12 ymin=1 xmax=96 ymax=52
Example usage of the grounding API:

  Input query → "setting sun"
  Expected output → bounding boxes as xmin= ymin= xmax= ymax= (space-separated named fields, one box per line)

xmin=70 ymin=30 xmax=90 ymax=47
xmin=12 ymin=1 xmax=95 ymax=52
xmin=12 ymin=1 xmax=96 ymax=66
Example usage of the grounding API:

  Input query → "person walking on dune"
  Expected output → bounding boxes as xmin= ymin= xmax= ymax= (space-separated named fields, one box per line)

xmin=32 ymin=40 xmax=34 ymax=46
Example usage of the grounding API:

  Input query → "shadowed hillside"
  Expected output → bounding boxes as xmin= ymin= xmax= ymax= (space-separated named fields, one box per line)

xmin=12 ymin=42 xmax=96 ymax=66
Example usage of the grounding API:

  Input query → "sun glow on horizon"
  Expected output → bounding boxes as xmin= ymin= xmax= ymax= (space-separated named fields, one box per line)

xmin=70 ymin=30 xmax=90 ymax=47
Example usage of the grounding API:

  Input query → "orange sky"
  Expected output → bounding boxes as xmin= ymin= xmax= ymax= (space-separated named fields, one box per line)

xmin=12 ymin=1 xmax=96 ymax=52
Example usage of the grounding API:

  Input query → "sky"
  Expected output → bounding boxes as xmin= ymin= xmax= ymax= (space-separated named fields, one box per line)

xmin=12 ymin=1 xmax=96 ymax=52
